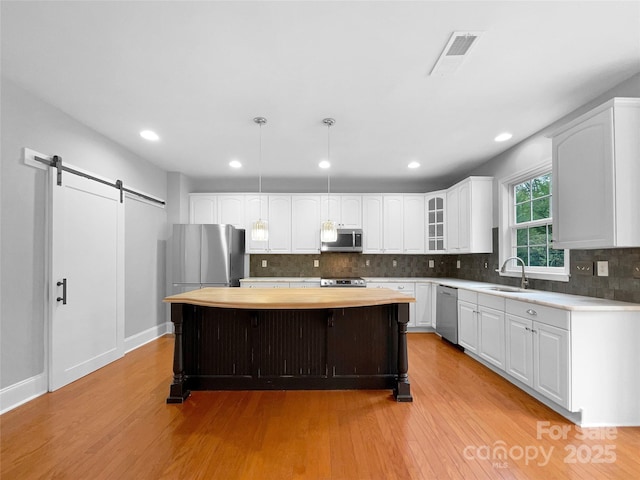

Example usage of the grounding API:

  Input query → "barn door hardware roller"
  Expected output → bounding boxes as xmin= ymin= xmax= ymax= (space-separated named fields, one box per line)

xmin=33 ymin=154 xmax=165 ymax=206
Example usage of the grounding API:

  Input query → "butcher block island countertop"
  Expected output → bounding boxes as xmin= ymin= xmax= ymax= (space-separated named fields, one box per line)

xmin=164 ymin=286 xmax=416 ymax=310
xmin=164 ymin=287 xmax=414 ymax=404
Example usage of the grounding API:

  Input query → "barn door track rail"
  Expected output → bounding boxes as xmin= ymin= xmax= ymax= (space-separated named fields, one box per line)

xmin=34 ymin=154 xmax=165 ymax=206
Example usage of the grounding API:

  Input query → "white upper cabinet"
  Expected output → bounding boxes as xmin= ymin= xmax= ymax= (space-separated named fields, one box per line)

xmin=551 ymin=98 xmax=640 ymax=249
xmin=217 ymin=195 xmax=245 ymax=228
xmin=244 ymin=195 xmax=269 ymax=253
xmin=291 ymin=195 xmax=321 ymax=253
xmin=189 ymin=194 xmax=217 ymax=224
xmin=267 ymin=195 xmax=292 ymax=253
xmin=188 ymin=178 xmax=492 ymax=255
xmin=403 ymin=195 xmax=425 ymax=254
xmin=362 ymin=195 xmax=384 ymax=253
xmin=320 ymin=195 xmax=362 ymax=228
xmin=383 ymin=195 xmax=404 ymax=253
xmin=340 ymin=195 xmax=362 ymax=228
xmin=425 ymin=192 xmax=446 ymax=253
xmin=446 ymin=177 xmax=493 ymax=253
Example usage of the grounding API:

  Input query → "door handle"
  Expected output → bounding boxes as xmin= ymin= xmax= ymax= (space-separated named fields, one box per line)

xmin=57 ymin=278 xmax=67 ymax=305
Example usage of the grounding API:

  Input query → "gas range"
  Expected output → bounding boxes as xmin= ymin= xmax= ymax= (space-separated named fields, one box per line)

xmin=320 ymin=277 xmax=367 ymax=288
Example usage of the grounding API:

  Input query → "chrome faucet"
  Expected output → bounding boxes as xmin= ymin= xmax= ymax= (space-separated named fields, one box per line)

xmin=498 ymin=256 xmax=529 ymax=289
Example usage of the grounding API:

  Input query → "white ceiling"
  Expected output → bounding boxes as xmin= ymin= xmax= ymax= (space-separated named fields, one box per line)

xmin=2 ymin=1 xmax=639 ymax=191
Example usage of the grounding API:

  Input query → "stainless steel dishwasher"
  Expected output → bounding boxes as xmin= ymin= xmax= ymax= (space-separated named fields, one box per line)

xmin=436 ymin=285 xmax=458 ymax=344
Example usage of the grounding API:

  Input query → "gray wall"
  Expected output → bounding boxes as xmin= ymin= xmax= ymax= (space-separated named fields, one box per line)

xmin=0 ymin=79 xmax=168 ymax=389
xmin=469 ymin=72 xmax=640 ymax=226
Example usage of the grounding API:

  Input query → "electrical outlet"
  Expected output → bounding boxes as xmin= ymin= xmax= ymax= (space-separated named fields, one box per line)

xmin=261 ymin=260 xmax=267 ymax=268
xmin=633 ymin=263 xmax=640 ymax=279
xmin=484 ymin=262 xmax=488 ymax=269
xmin=429 ymin=260 xmax=435 ymax=268
xmin=392 ymin=260 xmax=397 ymax=267
xmin=596 ymin=261 xmax=609 ymax=277
xmin=575 ymin=261 xmax=593 ymax=276
xmin=366 ymin=259 xmax=370 ymax=267
xmin=313 ymin=260 xmax=319 ymax=268
xmin=456 ymin=260 xmax=461 ymax=269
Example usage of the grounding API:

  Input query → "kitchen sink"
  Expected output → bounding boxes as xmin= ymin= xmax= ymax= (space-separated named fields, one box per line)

xmin=485 ymin=286 xmax=532 ymax=293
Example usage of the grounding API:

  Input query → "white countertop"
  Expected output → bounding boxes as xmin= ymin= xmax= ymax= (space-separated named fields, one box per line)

xmin=241 ymin=277 xmax=640 ymax=312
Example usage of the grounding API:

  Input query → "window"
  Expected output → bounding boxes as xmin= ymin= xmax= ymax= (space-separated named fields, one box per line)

xmin=499 ymin=163 xmax=569 ymax=282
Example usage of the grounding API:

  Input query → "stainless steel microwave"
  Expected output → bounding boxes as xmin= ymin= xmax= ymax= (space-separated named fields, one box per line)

xmin=320 ymin=228 xmax=363 ymax=252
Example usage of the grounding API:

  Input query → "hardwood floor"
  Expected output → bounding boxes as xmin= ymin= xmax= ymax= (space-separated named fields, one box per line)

xmin=2 ymin=333 xmax=639 ymax=479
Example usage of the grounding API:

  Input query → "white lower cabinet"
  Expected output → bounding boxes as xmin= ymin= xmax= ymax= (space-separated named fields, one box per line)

xmin=533 ymin=321 xmax=570 ymax=409
xmin=478 ymin=305 xmax=506 ymax=370
xmin=415 ymin=283 xmax=432 ymax=327
xmin=505 ymin=299 xmax=571 ymax=409
xmin=462 ymin=294 xmax=570 ymax=409
xmin=368 ymin=282 xmax=416 ymax=326
xmin=506 ymin=314 xmax=570 ymax=408
xmin=505 ymin=315 xmax=534 ymax=387
xmin=457 ymin=290 xmax=478 ymax=352
xmin=462 ymin=294 xmax=640 ymax=426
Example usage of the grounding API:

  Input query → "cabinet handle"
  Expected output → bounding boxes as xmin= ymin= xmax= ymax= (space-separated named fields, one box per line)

xmin=531 ymin=329 xmax=538 ymax=334
xmin=525 ymin=327 xmax=530 ymax=331
xmin=526 ymin=309 xmax=537 ymax=316
xmin=398 ymin=286 xmax=404 ymax=290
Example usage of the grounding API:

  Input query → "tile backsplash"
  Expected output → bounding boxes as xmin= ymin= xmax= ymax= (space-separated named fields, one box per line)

xmin=250 ymin=228 xmax=640 ymax=303
xmin=249 ymin=252 xmax=453 ymax=278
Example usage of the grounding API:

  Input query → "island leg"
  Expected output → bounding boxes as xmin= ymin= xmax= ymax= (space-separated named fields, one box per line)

xmin=395 ymin=303 xmax=413 ymax=402
xmin=167 ymin=303 xmax=191 ymax=404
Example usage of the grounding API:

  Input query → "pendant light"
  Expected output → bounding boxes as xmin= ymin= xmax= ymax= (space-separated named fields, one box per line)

xmin=320 ymin=118 xmax=338 ymax=242
xmin=251 ymin=117 xmax=268 ymax=241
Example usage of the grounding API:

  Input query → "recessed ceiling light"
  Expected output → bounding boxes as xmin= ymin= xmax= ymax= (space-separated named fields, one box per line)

xmin=140 ymin=130 xmax=159 ymax=141
xmin=319 ymin=161 xmax=330 ymax=169
xmin=408 ymin=161 xmax=420 ymax=169
xmin=229 ymin=160 xmax=242 ymax=169
xmin=494 ymin=132 xmax=513 ymax=142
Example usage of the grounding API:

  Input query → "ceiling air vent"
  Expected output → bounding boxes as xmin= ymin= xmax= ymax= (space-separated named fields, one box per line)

xmin=430 ymin=31 xmax=483 ymax=76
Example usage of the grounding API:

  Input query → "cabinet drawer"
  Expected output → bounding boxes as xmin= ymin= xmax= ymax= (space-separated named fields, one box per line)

xmin=368 ymin=282 xmax=415 ymax=294
xmin=506 ymin=299 xmax=570 ymax=330
xmin=458 ymin=288 xmax=477 ymax=304
xmin=478 ymin=293 xmax=505 ymax=311
xmin=243 ymin=282 xmax=289 ymax=288
xmin=289 ymin=282 xmax=321 ymax=288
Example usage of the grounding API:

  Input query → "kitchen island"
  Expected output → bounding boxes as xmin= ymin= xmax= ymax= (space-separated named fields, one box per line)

xmin=163 ymin=288 xmax=415 ymax=403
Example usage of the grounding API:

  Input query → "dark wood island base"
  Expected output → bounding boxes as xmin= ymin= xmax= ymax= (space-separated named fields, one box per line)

xmin=164 ymin=288 xmax=414 ymax=403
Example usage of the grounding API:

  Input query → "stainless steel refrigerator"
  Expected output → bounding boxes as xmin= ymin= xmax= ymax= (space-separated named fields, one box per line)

xmin=172 ymin=224 xmax=245 ymax=294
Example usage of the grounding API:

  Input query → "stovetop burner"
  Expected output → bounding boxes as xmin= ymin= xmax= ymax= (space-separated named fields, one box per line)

xmin=320 ymin=277 xmax=367 ymax=287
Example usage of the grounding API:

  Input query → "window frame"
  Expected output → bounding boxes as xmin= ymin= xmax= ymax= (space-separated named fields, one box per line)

xmin=498 ymin=161 xmax=570 ymax=282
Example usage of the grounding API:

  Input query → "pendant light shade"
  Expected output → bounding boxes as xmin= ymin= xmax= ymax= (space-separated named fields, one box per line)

xmin=252 ymin=218 xmax=269 ymax=242
xmin=321 ymin=219 xmax=338 ymax=242
xmin=251 ymin=117 xmax=268 ymax=242
xmin=320 ymin=118 xmax=338 ymax=243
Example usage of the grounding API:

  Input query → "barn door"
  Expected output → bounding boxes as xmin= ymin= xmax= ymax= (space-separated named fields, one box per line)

xmin=49 ymin=166 xmax=124 ymax=390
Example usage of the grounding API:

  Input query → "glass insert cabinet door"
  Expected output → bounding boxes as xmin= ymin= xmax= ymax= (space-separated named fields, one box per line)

xmin=426 ymin=195 xmax=446 ymax=252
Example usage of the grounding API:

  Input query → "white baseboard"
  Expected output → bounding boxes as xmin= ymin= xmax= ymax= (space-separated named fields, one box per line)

xmin=124 ymin=322 xmax=173 ymax=354
xmin=0 ymin=373 xmax=48 ymax=415
xmin=1 ymin=324 xmax=173 ymax=415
